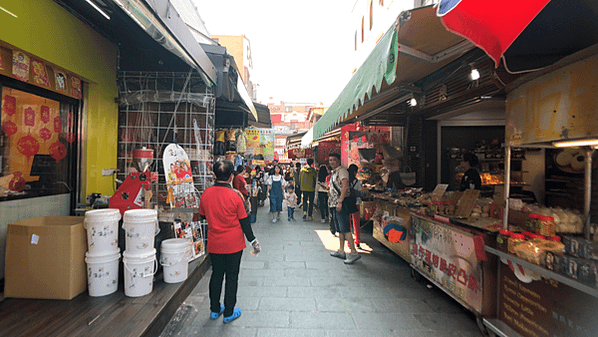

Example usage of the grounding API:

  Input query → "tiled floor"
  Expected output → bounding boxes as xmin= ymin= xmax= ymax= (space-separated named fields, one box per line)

xmin=159 ymin=204 xmax=483 ymax=337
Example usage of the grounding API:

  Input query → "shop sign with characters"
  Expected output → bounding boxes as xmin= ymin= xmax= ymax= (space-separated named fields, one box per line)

xmin=410 ymin=215 xmax=484 ymax=312
xmin=245 ymin=128 xmax=275 ymax=161
xmin=341 ymin=124 xmax=389 ymax=167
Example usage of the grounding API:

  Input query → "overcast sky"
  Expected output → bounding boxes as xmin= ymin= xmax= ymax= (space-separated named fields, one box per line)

xmin=194 ymin=0 xmax=357 ymax=105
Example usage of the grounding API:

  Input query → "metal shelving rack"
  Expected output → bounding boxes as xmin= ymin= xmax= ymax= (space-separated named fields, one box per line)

xmin=117 ymin=71 xmax=215 ymax=209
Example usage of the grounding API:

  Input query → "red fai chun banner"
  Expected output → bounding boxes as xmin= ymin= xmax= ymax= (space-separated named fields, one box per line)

xmin=31 ymin=58 xmax=50 ymax=87
xmin=3 ymin=95 xmax=16 ymax=116
xmin=12 ymin=50 xmax=30 ymax=82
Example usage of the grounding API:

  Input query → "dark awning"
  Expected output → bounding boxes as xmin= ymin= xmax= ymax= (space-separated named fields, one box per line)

xmin=249 ymin=103 xmax=272 ymax=128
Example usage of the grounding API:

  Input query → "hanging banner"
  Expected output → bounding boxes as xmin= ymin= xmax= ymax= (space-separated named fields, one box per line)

xmin=54 ymin=68 xmax=68 ymax=94
xmin=3 ymin=95 xmax=16 ymax=116
xmin=53 ymin=116 xmax=62 ymax=133
xmin=24 ymin=107 xmax=35 ymax=127
xmin=31 ymin=58 xmax=50 ymax=87
xmin=70 ymin=75 xmax=82 ymax=99
xmin=12 ymin=50 xmax=30 ymax=82
xmin=245 ymin=128 xmax=275 ymax=161
xmin=317 ymin=140 xmax=341 ymax=164
xmin=40 ymin=105 xmax=50 ymax=123
xmin=260 ymin=129 xmax=275 ymax=161
xmin=341 ymin=124 xmax=390 ymax=167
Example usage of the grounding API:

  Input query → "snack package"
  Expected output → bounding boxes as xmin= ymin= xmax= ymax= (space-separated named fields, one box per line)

xmin=563 ymin=236 xmax=598 ymax=261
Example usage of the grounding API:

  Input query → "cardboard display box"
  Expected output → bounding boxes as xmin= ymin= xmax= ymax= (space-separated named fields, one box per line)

xmin=5 ymin=216 xmax=87 ymax=300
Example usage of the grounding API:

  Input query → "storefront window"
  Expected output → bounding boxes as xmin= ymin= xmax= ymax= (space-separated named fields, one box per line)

xmin=0 ymin=86 xmax=77 ymax=200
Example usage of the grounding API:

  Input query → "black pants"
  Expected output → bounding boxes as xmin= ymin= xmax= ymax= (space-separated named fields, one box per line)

xmin=302 ymin=191 xmax=315 ymax=216
xmin=318 ymin=192 xmax=329 ymax=219
xmin=295 ymin=185 xmax=302 ymax=204
xmin=209 ymin=250 xmax=243 ymax=317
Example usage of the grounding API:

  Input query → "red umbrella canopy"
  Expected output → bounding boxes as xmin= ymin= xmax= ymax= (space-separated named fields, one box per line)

xmin=437 ymin=0 xmax=551 ymax=67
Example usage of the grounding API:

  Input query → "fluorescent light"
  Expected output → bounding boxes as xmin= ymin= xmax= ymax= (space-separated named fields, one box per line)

xmin=469 ymin=68 xmax=480 ymax=81
xmin=553 ymin=138 xmax=598 ymax=148
xmin=0 ymin=6 xmax=18 ymax=18
xmin=86 ymin=0 xmax=110 ymax=20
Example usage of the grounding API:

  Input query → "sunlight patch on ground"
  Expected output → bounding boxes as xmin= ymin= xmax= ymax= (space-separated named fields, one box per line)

xmin=315 ymin=230 xmax=372 ymax=254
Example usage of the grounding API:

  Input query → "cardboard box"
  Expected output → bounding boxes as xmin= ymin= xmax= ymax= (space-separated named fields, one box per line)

xmin=5 ymin=216 xmax=87 ymax=299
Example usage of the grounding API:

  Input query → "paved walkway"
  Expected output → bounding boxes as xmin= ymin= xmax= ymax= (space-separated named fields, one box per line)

xmin=159 ymin=203 xmax=483 ymax=337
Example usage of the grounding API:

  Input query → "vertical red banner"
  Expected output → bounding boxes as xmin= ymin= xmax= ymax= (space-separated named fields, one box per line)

xmin=54 ymin=116 xmax=62 ymax=133
xmin=66 ymin=112 xmax=74 ymax=128
xmin=41 ymin=105 xmax=50 ymax=123
xmin=24 ymin=107 xmax=35 ymax=126
xmin=31 ymin=58 xmax=50 ymax=87
xmin=12 ymin=50 xmax=30 ymax=82
xmin=70 ymin=75 xmax=82 ymax=99
xmin=3 ymin=95 xmax=16 ymax=116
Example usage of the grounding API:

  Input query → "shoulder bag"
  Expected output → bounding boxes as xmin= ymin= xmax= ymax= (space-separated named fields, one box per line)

xmin=331 ymin=177 xmax=358 ymax=214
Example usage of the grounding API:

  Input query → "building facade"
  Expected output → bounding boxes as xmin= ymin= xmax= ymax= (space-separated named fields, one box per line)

xmin=211 ymin=35 xmax=256 ymax=101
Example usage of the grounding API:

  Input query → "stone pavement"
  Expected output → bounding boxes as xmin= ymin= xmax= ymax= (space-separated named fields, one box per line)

xmin=159 ymin=204 xmax=483 ymax=337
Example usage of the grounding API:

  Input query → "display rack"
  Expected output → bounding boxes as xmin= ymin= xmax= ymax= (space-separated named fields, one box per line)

xmin=117 ymin=71 xmax=215 ymax=209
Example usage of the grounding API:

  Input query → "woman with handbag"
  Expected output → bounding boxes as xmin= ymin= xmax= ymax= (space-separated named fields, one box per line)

xmin=347 ymin=164 xmax=363 ymax=248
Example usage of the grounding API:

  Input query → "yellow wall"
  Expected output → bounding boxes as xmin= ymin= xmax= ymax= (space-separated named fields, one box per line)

xmin=212 ymin=35 xmax=246 ymax=80
xmin=0 ymin=0 xmax=119 ymax=197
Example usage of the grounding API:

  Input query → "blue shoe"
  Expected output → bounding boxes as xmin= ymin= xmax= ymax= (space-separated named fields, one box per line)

xmin=209 ymin=304 xmax=224 ymax=320
xmin=223 ymin=308 xmax=241 ymax=324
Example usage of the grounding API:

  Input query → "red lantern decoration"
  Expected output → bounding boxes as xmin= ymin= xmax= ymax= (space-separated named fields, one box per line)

xmin=49 ymin=141 xmax=67 ymax=162
xmin=3 ymin=95 xmax=16 ymax=116
xmin=2 ymin=121 xmax=17 ymax=136
xmin=53 ymin=116 xmax=62 ymax=133
xmin=66 ymin=131 xmax=75 ymax=143
xmin=41 ymin=105 xmax=50 ymax=123
xmin=24 ymin=107 xmax=35 ymax=126
xmin=67 ymin=112 xmax=74 ymax=128
xmin=17 ymin=133 xmax=40 ymax=159
xmin=9 ymin=172 xmax=26 ymax=192
xmin=40 ymin=127 xmax=52 ymax=141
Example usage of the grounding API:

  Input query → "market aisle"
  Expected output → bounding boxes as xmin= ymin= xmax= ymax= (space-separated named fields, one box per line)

xmin=159 ymin=204 xmax=483 ymax=337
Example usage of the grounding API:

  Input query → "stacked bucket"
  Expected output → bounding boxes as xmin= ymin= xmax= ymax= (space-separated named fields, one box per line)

xmin=160 ymin=238 xmax=192 ymax=283
xmin=122 ymin=209 xmax=159 ymax=297
xmin=84 ymin=209 xmax=121 ymax=297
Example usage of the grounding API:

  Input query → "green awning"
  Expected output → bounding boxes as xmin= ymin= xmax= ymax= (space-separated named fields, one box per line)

xmin=312 ymin=23 xmax=399 ymax=141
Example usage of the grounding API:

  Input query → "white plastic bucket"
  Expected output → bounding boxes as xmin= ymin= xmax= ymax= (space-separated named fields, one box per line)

xmin=123 ymin=249 xmax=157 ymax=297
xmin=85 ymin=249 xmax=120 ymax=297
xmin=123 ymin=209 xmax=158 ymax=254
xmin=160 ymin=239 xmax=192 ymax=283
xmin=84 ymin=209 xmax=121 ymax=254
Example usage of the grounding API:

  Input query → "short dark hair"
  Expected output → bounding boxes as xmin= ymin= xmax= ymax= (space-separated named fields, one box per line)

xmin=236 ymin=166 xmax=245 ymax=174
xmin=286 ymin=185 xmax=294 ymax=191
xmin=307 ymin=158 xmax=314 ymax=165
xmin=295 ymin=163 xmax=301 ymax=168
xmin=463 ymin=152 xmax=479 ymax=167
xmin=213 ymin=160 xmax=234 ymax=181
xmin=329 ymin=153 xmax=341 ymax=160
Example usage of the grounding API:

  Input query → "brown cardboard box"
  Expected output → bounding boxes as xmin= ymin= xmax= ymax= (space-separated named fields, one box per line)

xmin=4 ymin=216 xmax=87 ymax=299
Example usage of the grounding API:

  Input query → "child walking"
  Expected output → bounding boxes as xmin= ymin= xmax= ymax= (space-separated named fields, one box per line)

xmin=285 ymin=185 xmax=297 ymax=221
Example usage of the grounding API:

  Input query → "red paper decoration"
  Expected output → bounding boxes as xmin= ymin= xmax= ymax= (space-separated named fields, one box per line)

xmin=53 ymin=116 xmax=62 ymax=133
xmin=2 ymin=121 xmax=17 ymax=136
xmin=3 ymin=95 xmax=16 ymax=116
xmin=24 ymin=107 xmax=35 ymax=126
xmin=66 ymin=131 xmax=75 ymax=143
xmin=17 ymin=134 xmax=40 ymax=159
xmin=9 ymin=172 xmax=26 ymax=192
xmin=49 ymin=141 xmax=67 ymax=162
xmin=67 ymin=112 xmax=74 ymax=128
xmin=41 ymin=105 xmax=50 ymax=123
xmin=40 ymin=127 xmax=52 ymax=141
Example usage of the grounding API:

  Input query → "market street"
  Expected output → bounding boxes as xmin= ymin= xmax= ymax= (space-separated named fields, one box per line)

xmin=159 ymin=204 xmax=483 ymax=336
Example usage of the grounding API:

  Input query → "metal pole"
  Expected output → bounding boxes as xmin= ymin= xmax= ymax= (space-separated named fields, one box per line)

xmin=503 ymin=146 xmax=512 ymax=230
xmin=584 ymin=148 xmax=594 ymax=240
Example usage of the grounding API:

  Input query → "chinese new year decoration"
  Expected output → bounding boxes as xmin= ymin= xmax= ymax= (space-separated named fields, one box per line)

xmin=49 ymin=141 xmax=67 ymax=162
xmin=31 ymin=58 xmax=50 ymax=87
xmin=41 ymin=105 xmax=50 ymax=123
xmin=3 ymin=95 xmax=16 ymax=116
xmin=53 ymin=116 xmax=62 ymax=133
xmin=9 ymin=172 xmax=26 ymax=192
xmin=24 ymin=107 xmax=35 ymax=126
xmin=40 ymin=127 xmax=52 ymax=141
xmin=71 ymin=75 xmax=82 ymax=99
xmin=12 ymin=50 xmax=30 ymax=83
xmin=17 ymin=133 xmax=40 ymax=159
xmin=66 ymin=131 xmax=75 ymax=143
xmin=67 ymin=112 xmax=74 ymax=128
xmin=2 ymin=121 xmax=17 ymax=137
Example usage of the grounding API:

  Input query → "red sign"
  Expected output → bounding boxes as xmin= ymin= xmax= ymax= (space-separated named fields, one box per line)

xmin=24 ymin=107 xmax=35 ymax=126
xmin=53 ymin=116 xmax=62 ymax=133
xmin=317 ymin=140 xmax=341 ymax=164
xmin=66 ymin=132 xmax=75 ymax=143
xmin=12 ymin=50 xmax=30 ymax=82
xmin=40 ymin=127 xmax=52 ymax=141
xmin=3 ymin=95 xmax=16 ymax=116
xmin=2 ymin=121 xmax=17 ymax=136
xmin=49 ymin=141 xmax=67 ymax=162
xmin=67 ymin=112 xmax=74 ymax=128
xmin=70 ymin=75 xmax=82 ymax=99
xmin=31 ymin=58 xmax=50 ymax=87
xmin=40 ymin=105 xmax=50 ymax=123
xmin=17 ymin=134 xmax=40 ymax=159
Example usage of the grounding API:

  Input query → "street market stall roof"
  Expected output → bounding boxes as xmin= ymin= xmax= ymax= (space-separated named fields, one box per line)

xmin=249 ymin=103 xmax=272 ymax=128
xmin=304 ymin=5 xmax=474 ymax=145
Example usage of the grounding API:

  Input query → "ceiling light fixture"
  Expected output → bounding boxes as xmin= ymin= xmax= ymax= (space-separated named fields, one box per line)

xmin=0 ymin=6 xmax=17 ymax=18
xmin=409 ymin=98 xmax=417 ymax=107
xmin=86 ymin=0 xmax=110 ymax=20
xmin=469 ymin=68 xmax=480 ymax=81
xmin=553 ymin=138 xmax=598 ymax=148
